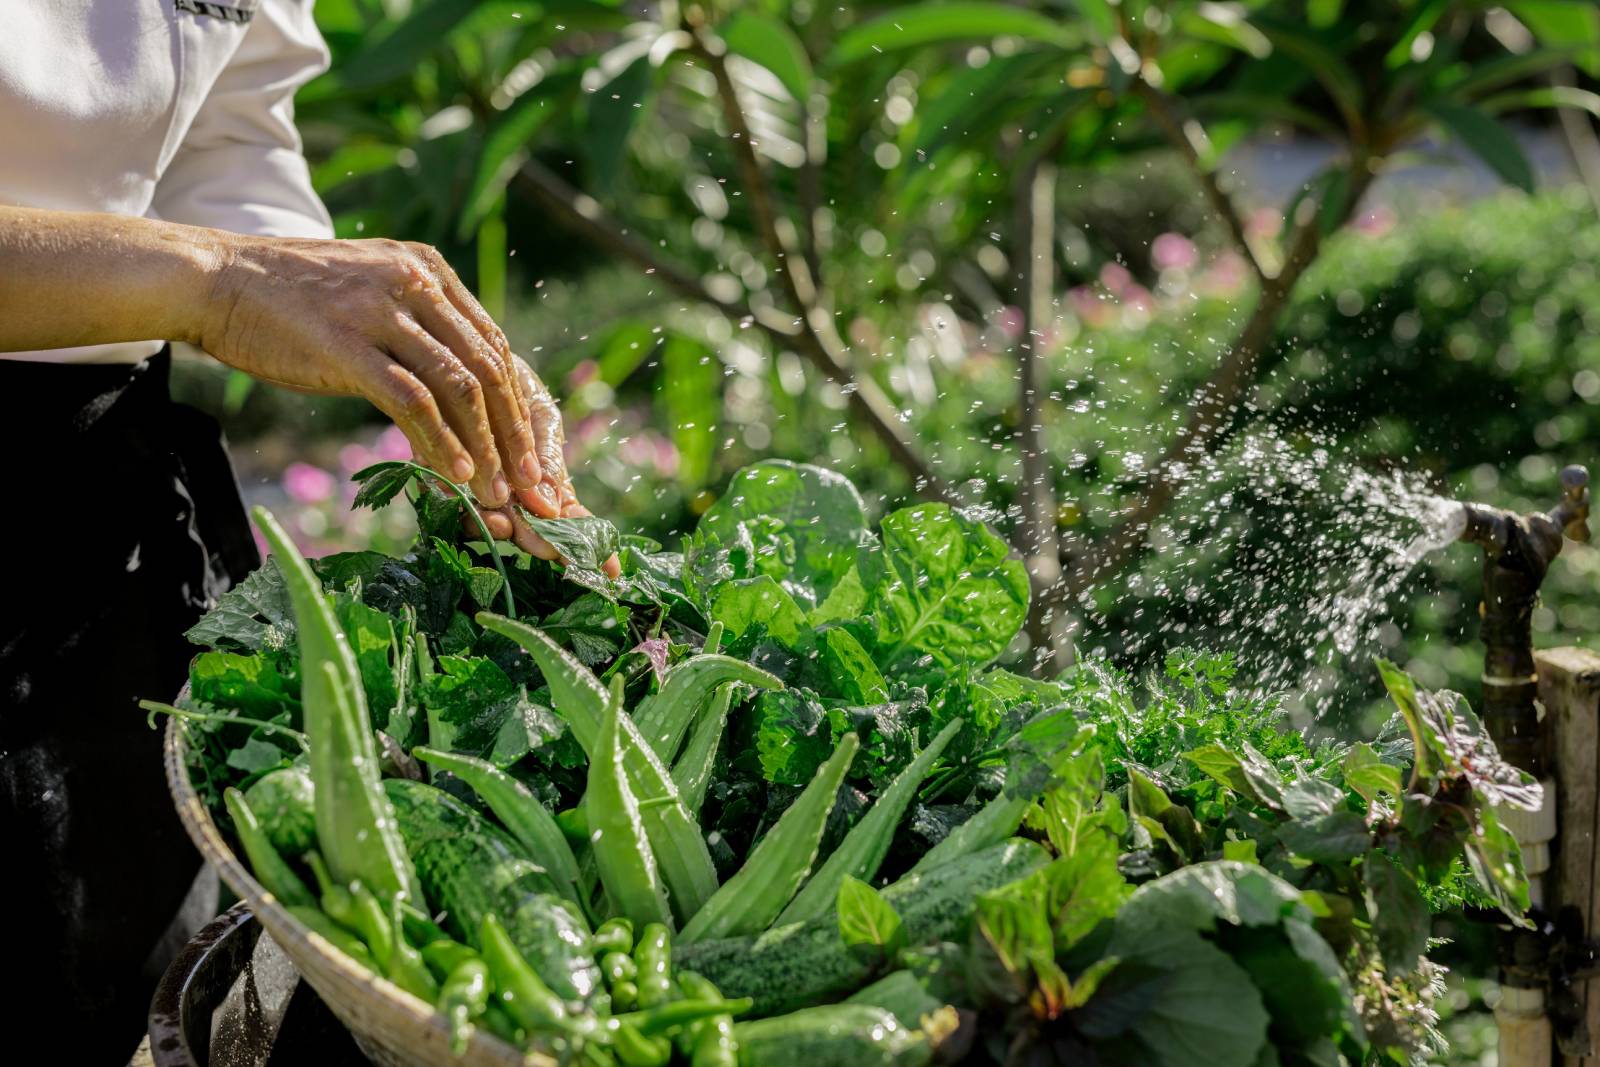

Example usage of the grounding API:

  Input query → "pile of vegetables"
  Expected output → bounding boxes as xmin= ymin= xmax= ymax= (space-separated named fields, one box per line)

xmin=150 ymin=459 xmax=1539 ymax=1067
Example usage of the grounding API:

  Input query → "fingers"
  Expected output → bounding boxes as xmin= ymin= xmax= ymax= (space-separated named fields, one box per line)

xmin=405 ymin=245 xmax=542 ymax=493
xmin=385 ymin=316 xmax=509 ymax=506
xmin=505 ymin=505 xmax=562 ymax=562
xmin=351 ymin=348 xmax=476 ymax=484
xmin=511 ymin=356 xmax=570 ymax=516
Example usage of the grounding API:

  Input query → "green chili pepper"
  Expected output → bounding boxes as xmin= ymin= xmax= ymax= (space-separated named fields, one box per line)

xmin=385 ymin=896 xmax=439 ymax=1002
xmin=481 ymin=1001 xmax=523 ymax=1046
xmin=412 ymin=746 xmax=583 ymax=896
xmin=421 ymin=939 xmax=480 ymax=980
xmin=593 ymin=917 xmax=635 ymax=956
xmin=477 ymin=613 xmax=719 ymax=921
xmin=479 ymin=914 xmax=569 ymax=1033
xmin=633 ymin=923 xmax=673 ymax=1008
xmin=616 ymin=998 xmax=753 ymax=1036
xmin=307 ymin=851 xmax=360 ymax=934
xmin=438 ymin=957 xmax=491 ymax=1054
xmin=398 ymin=902 xmax=450 ymax=947
xmin=778 ymin=717 xmax=964 ymax=925
xmin=556 ymin=806 xmax=590 ymax=847
xmin=286 ymin=906 xmax=375 ymax=970
xmin=254 ymin=508 xmax=420 ymax=905
xmin=586 ymin=679 xmax=673 ymax=929
xmin=612 ymin=1020 xmax=672 ymax=1067
xmin=670 ymin=682 xmax=734 ymax=816
xmin=347 ymin=882 xmax=396 ymax=971
xmin=630 ymin=654 xmax=781 ymax=762
xmin=679 ymin=735 xmax=860 ymax=943
xmin=610 ymin=979 xmax=640 ymax=1013
xmin=603 ymin=951 xmax=638 ymax=986
xmin=224 ymin=787 xmax=315 ymax=909
xmin=677 ymin=971 xmax=738 ymax=1067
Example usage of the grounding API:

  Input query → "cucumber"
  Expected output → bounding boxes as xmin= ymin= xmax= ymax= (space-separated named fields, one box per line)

xmin=243 ymin=765 xmax=317 ymax=856
xmin=735 ymin=1004 xmax=931 ymax=1067
xmin=846 ymin=971 xmax=945 ymax=1029
xmin=384 ymin=779 xmax=602 ymax=1001
xmin=673 ymin=840 xmax=1046 ymax=1014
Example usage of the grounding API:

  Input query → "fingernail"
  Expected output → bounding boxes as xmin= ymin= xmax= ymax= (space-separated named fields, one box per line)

xmin=491 ymin=473 xmax=510 ymax=503
xmin=538 ymin=483 xmax=559 ymax=510
xmin=452 ymin=457 xmax=474 ymax=483
xmin=520 ymin=453 xmax=541 ymax=484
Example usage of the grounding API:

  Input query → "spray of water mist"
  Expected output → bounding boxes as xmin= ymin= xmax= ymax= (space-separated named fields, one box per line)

xmin=1078 ymin=423 xmax=1466 ymax=725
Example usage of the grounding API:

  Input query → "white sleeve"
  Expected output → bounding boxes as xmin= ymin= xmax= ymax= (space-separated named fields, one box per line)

xmin=151 ymin=0 xmax=333 ymax=239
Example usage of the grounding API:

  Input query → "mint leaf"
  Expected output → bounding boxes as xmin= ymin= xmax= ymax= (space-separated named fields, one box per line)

xmin=752 ymin=689 xmax=834 ymax=785
xmin=868 ymin=504 xmax=1029 ymax=671
xmin=540 ymin=593 xmax=630 ymax=666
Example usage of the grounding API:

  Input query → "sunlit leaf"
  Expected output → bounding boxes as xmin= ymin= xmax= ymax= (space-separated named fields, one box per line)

xmin=829 ymin=3 xmax=1080 ymax=66
xmin=722 ymin=11 xmax=814 ymax=103
xmin=1425 ymin=100 xmax=1535 ymax=192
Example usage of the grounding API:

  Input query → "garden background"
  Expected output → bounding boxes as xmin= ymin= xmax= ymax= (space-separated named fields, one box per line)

xmin=178 ymin=0 xmax=1597 ymax=800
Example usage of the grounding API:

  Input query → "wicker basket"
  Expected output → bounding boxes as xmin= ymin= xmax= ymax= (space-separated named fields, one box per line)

xmin=164 ymin=718 xmax=551 ymax=1067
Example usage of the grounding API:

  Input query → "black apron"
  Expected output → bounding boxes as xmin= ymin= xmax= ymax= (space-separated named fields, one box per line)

xmin=0 ymin=350 xmax=257 ymax=1061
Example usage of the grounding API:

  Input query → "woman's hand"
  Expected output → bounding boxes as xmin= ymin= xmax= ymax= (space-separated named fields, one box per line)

xmin=201 ymin=235 xmax=544 ymax=508
xmin=481 ymin=359 xmax=621 ymax=577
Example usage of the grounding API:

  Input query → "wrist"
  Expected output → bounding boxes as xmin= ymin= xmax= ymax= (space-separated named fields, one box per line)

xmin=162 ymin=223 xmax=246 ymax=350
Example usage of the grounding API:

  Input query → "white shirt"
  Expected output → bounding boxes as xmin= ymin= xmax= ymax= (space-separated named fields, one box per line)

xmin=0 ymin=0 xmax=333 ymax=364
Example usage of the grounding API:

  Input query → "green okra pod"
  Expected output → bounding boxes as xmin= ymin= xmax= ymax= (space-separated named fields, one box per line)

xmin=412 ymin=746 xmax=583 ymax=894
xmin=476 ymin=613 xmax=719 ymax=921
xmin=633 ymin=923 xmax=673 ymax=1008
xmin=670 ymin=683 xmax=734 ymax=815
xmin=438 ymin=957 xmax=491 ymax=1054
xmin=679 ymin=734 xmax=860 ymax=943
xmin=777 ymin=717 xmax=964 ymax=925
xmin=254 ymin=508 xmax=420 ymax=905
xmin=904 ymin=791 xmax=1031 ymax=877
xmin=224 ymin=787 xmax=316 ymax=910
xmin=586 ymin=679 xmax=674 ymax=929
xmin=631 ymin=654 xmax=781 ymax=762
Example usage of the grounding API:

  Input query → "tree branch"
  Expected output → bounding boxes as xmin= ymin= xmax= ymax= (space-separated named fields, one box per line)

xmin=1044 ymin=154 xmax=1377 ymax=604
xmin=513 ymin=154 xmax=953 ymax=503
xmin=1135 ymin=79 xmax=1273 ymax=282
xmin=684 ymin=20 xmax=955 ymax=503
xmin=1013 ymin=153 xmax=1071 ymax=670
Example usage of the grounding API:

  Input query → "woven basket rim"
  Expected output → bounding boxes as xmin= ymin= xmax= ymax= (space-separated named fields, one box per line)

xmin=163 ymin=714 xmax=547 ymax=1066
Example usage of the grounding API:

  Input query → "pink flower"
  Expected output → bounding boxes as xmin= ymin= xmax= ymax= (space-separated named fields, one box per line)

xmin=567 ymin=359 xmax=599 ymax=388
xmin=283 ymin=461 xmax=335 ymax=505
xmin=1353 ymin=206 xmax=1396 ymax=237
xmin=652 ymin=434 xmax=680 ymax=478
xmin=1098 ymin=262 xmax=1132 ymax=296
xmin=1198 ymin=250 xmax=1250 ymax=298
xmin=994 ymin=305 xmax=1024 ymax=339
xmin=338 ymin=443 xmax=377 ymax=474
xmin=375 ymin=425 xmax=413 ymax=461
xmin=1151 ymin=232 xmax=1198 ymax=273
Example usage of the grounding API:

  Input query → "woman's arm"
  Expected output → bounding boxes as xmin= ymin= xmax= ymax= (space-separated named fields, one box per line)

xmin=0 ymin=205 xmax=554 ymax=513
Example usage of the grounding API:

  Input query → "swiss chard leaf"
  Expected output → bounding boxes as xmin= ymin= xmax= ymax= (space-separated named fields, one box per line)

xmin=185 ymin=557 xmax=296 ymax=652
xmin=698 ymin=459 xmax=875 ymax=610
xmin=867 ymin=503 xmax=1030 ymax=672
